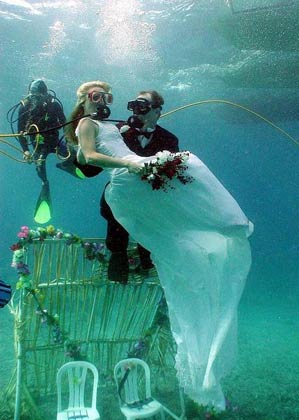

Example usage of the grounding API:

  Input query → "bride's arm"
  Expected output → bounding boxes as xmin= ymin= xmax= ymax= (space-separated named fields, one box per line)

xmin=78 ymin=119 xmax=143 ymax=173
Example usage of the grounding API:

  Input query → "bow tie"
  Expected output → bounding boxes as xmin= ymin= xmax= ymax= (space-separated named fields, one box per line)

xmin=138 ymin=131 xmax=153 ymax=139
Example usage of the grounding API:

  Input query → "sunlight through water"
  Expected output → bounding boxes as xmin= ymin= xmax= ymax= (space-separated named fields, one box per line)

xmin=95 ymin=0 xmax=159 ymax=66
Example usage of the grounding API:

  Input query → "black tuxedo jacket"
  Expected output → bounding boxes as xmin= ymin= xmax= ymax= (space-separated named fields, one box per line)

xmin=116 ymin=122 xmax=179 ymax=156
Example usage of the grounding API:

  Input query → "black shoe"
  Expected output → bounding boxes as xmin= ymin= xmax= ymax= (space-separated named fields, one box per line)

xmin=140 ymin=260 xmax=154 ymax=270
xmin=134 ymin=263 xmax=155 ymax=277
xmin=137 ymin=245 xmax=153 ymax=270
xmin=108 ymin=252 xmax=129 ymax=284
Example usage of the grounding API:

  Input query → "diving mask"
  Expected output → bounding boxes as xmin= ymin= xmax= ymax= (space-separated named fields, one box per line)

xmin=127 ymin=98 xmax=154 ymax=115
xmin=88 ymin=91 xmax=113 ymax=105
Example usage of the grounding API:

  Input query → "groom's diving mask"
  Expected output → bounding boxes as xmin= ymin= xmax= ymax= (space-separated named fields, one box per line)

xmin=127 ymin=98 xmax=152 ymax=115
xmin=126 ymin=98 xmax=161 ymax=129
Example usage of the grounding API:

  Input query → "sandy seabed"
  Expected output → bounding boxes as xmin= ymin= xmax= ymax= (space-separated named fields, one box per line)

xmin=1 ymin=254 xmax=299 ymax=420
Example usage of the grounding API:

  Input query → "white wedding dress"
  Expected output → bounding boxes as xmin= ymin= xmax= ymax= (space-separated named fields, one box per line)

xmin=77 ymin=119 xmax=253 ymax=411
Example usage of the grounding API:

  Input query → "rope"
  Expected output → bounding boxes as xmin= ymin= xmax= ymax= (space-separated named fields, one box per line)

xmin=0 ymin=138 xmax=24 ymax=153
xmin=0 ymin=150 xmax=27 ymax=163
xmin=1 ymin=99 xmax=299 ymax=163
xmin=0 ymin=133 xmax=25 ymax=138
xmin=0 ymin=124 xmax=54 ymax=163
xmin=161 ymin=99 xmax=299 ymax=148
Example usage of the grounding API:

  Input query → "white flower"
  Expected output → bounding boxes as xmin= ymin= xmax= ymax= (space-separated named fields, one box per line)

xmin=181 ymin=152 xmax=190 ymax=163
xmin=13 ymin=249 xmax=24 ymax=261
xmin=119 ymin=125 xmax=130 ymax=134
xmin=141 ymin=150 xmax=194 ymax=191
xmin=156 ymin=150 xmax=170 ymax=163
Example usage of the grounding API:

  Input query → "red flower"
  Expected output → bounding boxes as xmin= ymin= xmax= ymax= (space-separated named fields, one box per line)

xmin=10 ymin=243 xmax=22 ymax=251
xmin=141 ymin=151 xmax=194 ymax=191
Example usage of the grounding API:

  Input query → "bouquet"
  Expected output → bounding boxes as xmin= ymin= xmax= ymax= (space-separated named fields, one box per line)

xmin=141 ymin=150 xmax=194 ymax=191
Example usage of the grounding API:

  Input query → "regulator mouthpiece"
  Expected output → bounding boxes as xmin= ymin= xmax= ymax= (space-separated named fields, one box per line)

xmin=127 ymin=115 xmax=144 ymax=129
xmin=91 ymin=105 xmax=111 ymax=120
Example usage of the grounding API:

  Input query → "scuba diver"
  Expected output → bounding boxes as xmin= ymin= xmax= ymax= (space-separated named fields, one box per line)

xmin=16 ymin=79 xmax=78 ymax=224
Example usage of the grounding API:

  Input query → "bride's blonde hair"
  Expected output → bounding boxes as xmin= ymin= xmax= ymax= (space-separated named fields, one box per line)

xmin=65 ymin=80 xmax=112 ymax=144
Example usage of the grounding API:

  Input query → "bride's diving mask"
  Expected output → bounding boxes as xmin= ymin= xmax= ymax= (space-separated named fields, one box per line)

xmin=88 ymin=90 xmax=113 ymax=120
xmin=88 ymin=91 xmax=113 ymax=105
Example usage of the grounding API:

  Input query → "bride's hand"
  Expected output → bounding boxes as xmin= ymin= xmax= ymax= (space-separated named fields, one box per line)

xmin=126 ymin=162 xmax=144 ymax=174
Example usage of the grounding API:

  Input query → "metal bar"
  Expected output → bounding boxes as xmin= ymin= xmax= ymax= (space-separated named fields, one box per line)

xmin=14 ymin=291 xmax=24 ymax=420
xmin=228 ymin=0 xmax=295 ymax=14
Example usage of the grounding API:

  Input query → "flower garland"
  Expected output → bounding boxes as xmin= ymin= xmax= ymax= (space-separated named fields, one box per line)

xmin=10 ymin=225 xmax=106 ymax=356
xmin=10 ymin=225 xmax=106 ymax=290
xmin=141 ymin=150 xmax=194 ymax=191
xmin=126 ymin=295 xmax=171 ymax=360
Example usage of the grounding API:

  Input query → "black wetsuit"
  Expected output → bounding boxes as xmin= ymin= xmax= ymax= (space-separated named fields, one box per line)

xmin=18 ymin=95 xmax=67 ymax=184
xmin=100 ymin=122 xmax=179 ymax=283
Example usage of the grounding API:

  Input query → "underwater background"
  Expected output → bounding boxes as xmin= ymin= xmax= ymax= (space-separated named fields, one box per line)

xmin=1 ymin=0 xmax=299 ymax=419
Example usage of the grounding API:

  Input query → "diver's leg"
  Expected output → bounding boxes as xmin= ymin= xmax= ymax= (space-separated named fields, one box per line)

xmin=56 ymin=136 xmax=69 ymax=158
xmin=32 ymin=145 xmax=52 ymax=223
xmin=34 ymin=146 xmax=48 ymax=185
xmin=55 ymin=138 xmax=85 ymax=179
xmin=100 ymin=189 xmax=129 ymax=283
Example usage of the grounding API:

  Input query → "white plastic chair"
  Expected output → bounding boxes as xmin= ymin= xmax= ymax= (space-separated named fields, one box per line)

xmin=57 ymin=361 xmax=100 ymax=420
xmin=114 ymin=358 xmax=166 ymax=420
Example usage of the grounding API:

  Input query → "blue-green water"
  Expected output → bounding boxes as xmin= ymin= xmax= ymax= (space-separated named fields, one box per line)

xmin=1 ymin=1 xmax=299 ymax=419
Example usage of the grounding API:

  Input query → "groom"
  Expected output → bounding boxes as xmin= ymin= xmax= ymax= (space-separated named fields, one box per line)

xmin=100 ymin=90 xmax=179 ymax=284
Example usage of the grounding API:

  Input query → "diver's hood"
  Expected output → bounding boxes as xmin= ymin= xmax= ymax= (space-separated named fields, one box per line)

xmin=29 ymin=79 xmax=48 ymax=95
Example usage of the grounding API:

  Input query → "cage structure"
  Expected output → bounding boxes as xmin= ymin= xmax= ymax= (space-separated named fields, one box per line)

xmin=3 ymin=238 xmax=179 ymax=420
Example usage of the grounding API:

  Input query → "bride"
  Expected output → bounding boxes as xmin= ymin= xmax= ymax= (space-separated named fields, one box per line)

xmin=67 ymin=81 xmax=253 ymax=411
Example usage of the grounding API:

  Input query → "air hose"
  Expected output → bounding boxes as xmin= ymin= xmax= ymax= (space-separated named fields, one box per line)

xmin=1 ymin=99 xmax=299 ymax=163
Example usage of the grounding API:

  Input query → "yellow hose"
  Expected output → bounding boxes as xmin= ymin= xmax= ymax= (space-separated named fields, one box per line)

xmin=161 ymin=99 xmax=299 ymax=148
xmin=0 ymin=123 xmax=45 ymax=163
xmin=1 ymin=99 xmax=299 ymax=163
xmin=0 ymin=150 xmax=27 ymax=163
